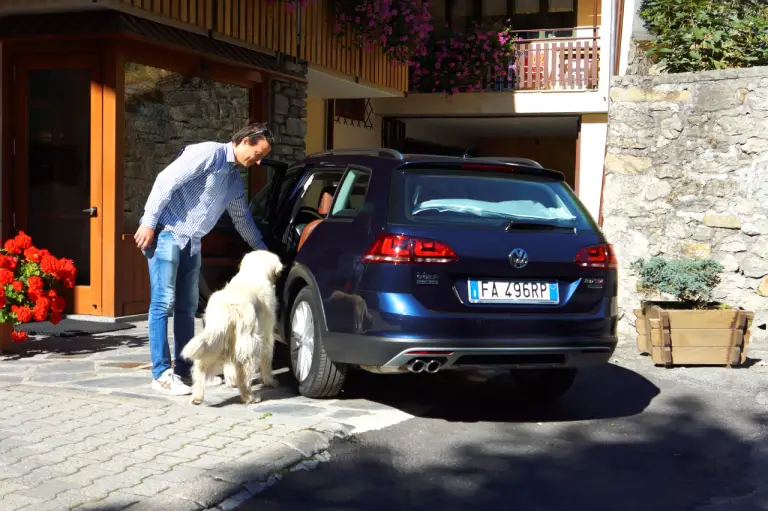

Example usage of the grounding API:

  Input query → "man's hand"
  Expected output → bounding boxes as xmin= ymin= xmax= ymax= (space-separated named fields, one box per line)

xmin=134 ymin=225 xmax=155 ymax=250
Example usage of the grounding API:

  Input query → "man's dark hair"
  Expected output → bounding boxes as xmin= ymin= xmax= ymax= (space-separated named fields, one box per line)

xmin=232 ymin=121 xmax=274 ymax=146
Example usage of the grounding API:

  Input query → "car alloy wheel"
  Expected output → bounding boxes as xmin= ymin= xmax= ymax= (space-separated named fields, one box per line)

xmin=290 ymin=301 xmax=315 ymax=382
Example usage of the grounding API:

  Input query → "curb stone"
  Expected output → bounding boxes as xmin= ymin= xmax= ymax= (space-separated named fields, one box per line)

xmin=168 ymin=429 xmax=351 ymax=511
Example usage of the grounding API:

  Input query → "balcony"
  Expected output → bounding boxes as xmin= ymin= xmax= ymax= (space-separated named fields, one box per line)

xmin=409 ymin=27 xmax=601 ymax=94
xmin=114 ymin=0 xmax=408 ymax=94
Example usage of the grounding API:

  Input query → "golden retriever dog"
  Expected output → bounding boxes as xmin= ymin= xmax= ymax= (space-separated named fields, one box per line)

xmin=181 ymin=250 xmax=284 ymax=405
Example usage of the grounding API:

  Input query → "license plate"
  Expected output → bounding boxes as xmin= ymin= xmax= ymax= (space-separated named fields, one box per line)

xmin=467 ymin=280 xmax=559 ymax=304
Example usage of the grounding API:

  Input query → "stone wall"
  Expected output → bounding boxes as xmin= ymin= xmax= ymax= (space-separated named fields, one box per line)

xmin=123 ymin=64 xmax=250 ymax=232
xmin=269 ymin=57 xmax=308 ymax=163
xmin=602 ymin=66 xmax=768 ymax=344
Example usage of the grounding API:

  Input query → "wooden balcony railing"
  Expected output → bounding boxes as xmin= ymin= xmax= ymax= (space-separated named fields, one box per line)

xmin=119 ymin=0 xmax=408 ymax=92
xmin=410 ymin=27 xmax=601 ymax=93
xmin=296 ymin=0 xmax=408 ymax=91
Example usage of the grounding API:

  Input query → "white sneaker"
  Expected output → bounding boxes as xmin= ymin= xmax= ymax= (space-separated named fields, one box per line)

xmin=152 ymin=369 xmax=192 ymax=396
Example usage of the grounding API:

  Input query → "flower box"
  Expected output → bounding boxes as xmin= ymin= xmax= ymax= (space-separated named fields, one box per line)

xmin=634 ymin=301 xmax=753 ymax=367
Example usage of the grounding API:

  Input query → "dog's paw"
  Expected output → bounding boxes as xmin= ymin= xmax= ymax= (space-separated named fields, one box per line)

xmin=241 ymin=394 xmax=258 ymax=405
xmin=261 ymin=376 xmax=278 ymax=388
xmin=225 ymin=377 xmax=238 ymax=388
xmin=190 ymin=397 xmax=203 ymax=405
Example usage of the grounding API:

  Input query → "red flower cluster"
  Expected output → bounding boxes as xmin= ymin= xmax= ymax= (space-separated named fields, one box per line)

xmin=0 ymin=230 xmax=76 ymax=343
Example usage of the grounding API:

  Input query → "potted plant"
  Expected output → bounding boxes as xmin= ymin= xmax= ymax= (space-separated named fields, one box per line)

xmin=631 ymin=257 xmax=753 ymax=367
xmin=0 ymin=231 xmax=76 ymax=353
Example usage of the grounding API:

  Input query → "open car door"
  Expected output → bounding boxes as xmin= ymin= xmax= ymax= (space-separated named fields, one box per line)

xmin=198 ymin=159 xmax=289 ymax=311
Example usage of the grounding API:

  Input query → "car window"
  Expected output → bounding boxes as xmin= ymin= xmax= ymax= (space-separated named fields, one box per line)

xmin=329 ymin=168 xmax=371 ymax=218
xmin=294 ymin=169 xmax=346 ymax=214
xmin=272 ymin=165 xmax=305 ymax=215
xmin=389 ymin=169 xmax=594 ymax=230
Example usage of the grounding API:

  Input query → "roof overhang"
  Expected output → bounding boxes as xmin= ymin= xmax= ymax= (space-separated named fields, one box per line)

xmin=307 ymin=65 xmax=404 ymax=99
xmin=0 ymin=8 xmax=304 ymax=83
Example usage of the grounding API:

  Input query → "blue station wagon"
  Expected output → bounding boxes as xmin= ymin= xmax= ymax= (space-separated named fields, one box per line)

xmin=202 ymin=149 xmax=619 ymax=400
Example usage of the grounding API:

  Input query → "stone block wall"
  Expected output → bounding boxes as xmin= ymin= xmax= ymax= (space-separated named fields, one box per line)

xmin=123 ymin=65 xmax=250 ymax=232
xmin=602 ymin=66 xmax=768 ymax=343
xmin=269 ymin=57 xmax=308 ymax=163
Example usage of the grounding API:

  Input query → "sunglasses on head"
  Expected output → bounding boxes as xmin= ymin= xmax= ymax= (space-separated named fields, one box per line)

xmin=250 ymin=129 xmax=274 ymax=144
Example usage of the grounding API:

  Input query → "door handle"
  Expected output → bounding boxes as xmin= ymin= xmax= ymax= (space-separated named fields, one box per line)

xmin=82 ymin=207 xmax=98 ymax=218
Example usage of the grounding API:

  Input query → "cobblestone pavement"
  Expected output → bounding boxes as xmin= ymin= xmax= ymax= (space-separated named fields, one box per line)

xmin=0 ymin=320 xmax=490 ymax=510
xmin=1 ymin=320 xmax=766 ymax=511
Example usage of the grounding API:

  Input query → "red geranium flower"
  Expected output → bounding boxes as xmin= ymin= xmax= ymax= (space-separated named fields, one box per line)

xmin=33 ymin=297 xmax=49 ymax=322
xmin=0 ymin=269 xmax=14 ymax=286
xmin=3 ymin=239 xmax=20 ymax=255
xmin=0 ymin=255 xmax=16 ymax=270
xmin=28 ymin=276 xmax=43 ymax=291
xmin=41 ymin=255 xmax=56 ymax=275
xmin=11 ymin=330 xmax=28 ymax=343
xmin=14 ymin=231 xmax=32 ymax=251
xmin=49 ymin=311 xmax=62 ymax=325
xmin=51 ymin=296 xmax=66 ymax=314
xmin=11 ymin=281 xmax=23 ymax=292
xmin=23 ymin=246 xmax=42 ymax=263
xmin=0 ymin=294 xmax=6 ymax=308
xmin=13 ymin=305 xmax=33 ymax=323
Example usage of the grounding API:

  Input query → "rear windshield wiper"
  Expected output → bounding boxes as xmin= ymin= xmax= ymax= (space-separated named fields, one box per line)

xmin=505 ymin=220 xmax=577 ymax=233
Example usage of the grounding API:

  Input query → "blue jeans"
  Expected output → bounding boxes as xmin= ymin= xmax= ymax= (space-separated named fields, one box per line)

xmin=143 ymin=230 xmax=200 ymax=379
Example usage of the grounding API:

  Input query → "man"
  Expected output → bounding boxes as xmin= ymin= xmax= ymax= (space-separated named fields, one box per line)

xmin=134 ymin=122 xmax=273 ymax=396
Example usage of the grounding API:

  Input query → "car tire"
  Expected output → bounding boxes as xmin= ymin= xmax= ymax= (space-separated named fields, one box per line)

xmin=510 ymin=368 xmax=578 ymax=400
xmin=289 ymin=287 xmax=347 ymax=398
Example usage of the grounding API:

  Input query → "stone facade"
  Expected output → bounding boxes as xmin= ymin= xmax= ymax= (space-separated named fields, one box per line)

xmin=602 ymin=66 xmax=768 ymax=344
xmin=123 ymin=64 xmax=250 ymax=232
xmin=269 ymin=57 xmax=308 ymax=163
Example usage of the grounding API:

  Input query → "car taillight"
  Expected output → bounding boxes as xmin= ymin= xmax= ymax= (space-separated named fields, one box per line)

xmin=574 ymin=244 xmax=618 ymax=269
xmin=363 ymin=233 xmax=457 ymax=264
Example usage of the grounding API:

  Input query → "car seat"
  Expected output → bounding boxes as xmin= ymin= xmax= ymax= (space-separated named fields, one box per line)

xmin=297 ymin=187 xmax=334 ymax=252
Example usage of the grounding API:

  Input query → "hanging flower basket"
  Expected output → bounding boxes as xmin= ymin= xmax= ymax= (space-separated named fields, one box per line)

xmin=330 ymin=0 xmax=434 ymax=62
xmin=410 ymin=18 xmax=517 ymax=94
xmin=0 ymin=231 xmax=76 ymax=354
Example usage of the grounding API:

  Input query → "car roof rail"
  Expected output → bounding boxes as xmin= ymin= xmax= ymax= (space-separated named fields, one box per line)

xmin=463 ymin=155 xmax=544 ymax=168
xmin=307 ymin=148 xmax=405 ymax=160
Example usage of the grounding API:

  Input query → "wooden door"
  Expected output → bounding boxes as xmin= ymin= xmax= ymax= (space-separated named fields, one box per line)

xmin=12 ymin=54 xmax=104 ymax=315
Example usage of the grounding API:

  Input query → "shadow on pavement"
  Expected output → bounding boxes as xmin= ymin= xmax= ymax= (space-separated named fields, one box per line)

xmin=0 ymin=334 xmax=149 ymax=361
xmin=239 ymin=392 xmax=765 ymax=511
xmin=337 ymin=363 xmax=660 ymax=423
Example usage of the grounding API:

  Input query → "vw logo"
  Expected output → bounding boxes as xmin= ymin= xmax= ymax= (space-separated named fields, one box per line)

xmin=509 ymin=248 xmax=529 ymax=269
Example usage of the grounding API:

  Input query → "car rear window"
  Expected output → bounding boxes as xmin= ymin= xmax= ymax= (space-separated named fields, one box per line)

xmin=389 ymin=169 xmax=596 ymax=230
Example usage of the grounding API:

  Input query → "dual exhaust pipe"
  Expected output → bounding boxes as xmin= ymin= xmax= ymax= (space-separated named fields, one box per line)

xmin=406 ymin=358 xmax=443 ymax=374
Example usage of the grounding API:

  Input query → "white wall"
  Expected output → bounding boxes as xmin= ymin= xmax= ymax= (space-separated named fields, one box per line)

xmin=333 ymin=115 xmax=382 ymax=149
xmin=615 ymin=0 xmax=652 ymax=76
xmin=577 ymin=114 xmax=608 ymax=221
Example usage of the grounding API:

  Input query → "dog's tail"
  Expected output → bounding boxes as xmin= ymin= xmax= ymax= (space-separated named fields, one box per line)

xmin=180 ymin=304 xmax=238 ymax=362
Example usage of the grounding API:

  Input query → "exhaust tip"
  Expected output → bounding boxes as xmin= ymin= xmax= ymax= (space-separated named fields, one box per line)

xmin=425 ymin=360 xmax=441 ymax=373
xmin=407 ymin=359 xmax=426 ymax=373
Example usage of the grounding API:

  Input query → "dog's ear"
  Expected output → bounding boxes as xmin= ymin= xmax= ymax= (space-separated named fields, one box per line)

xmin=270 ymin=257 xmax=285 ymax=283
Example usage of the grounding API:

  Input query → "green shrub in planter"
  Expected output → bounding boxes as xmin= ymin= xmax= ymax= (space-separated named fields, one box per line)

xmin=630 ymin=257 xmax=724 ymax=308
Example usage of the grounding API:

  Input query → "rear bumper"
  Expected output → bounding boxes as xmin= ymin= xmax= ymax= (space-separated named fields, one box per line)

xmin=322 ymin=332 xmax=617 ymax=370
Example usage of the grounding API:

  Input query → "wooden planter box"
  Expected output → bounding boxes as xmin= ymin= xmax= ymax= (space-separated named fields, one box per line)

xmin=634 ymin=301 xmax=753 ymax=367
